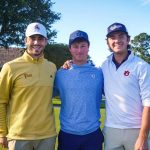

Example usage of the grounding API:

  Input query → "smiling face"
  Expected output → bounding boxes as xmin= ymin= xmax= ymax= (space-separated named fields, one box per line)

xmin=107 ymin=31 xmax=130 ymax=55
xmin=25 ymin=34 xmax=47 ymax=58
xmin=70 ymin=40 xmax=89 ymax=65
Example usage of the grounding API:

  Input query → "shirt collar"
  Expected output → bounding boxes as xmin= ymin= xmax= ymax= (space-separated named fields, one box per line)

xmin=112 ymin=50 xmax=131 ymax=69
xmin=23 ymin=51 xmax=44 ymax=63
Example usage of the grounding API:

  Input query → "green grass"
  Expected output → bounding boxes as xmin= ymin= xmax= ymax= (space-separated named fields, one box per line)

xmin=53 ymin=98 xmax=106 ymax=108
xmin=0 ymin=107 xmax=105 ymax=150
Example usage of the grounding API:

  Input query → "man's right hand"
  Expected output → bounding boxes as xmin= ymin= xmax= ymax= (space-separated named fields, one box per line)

xmin=0 ymin=137 xmax=8 ymax=148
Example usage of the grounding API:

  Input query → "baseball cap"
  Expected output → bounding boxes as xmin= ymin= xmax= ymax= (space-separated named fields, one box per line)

xmin=106 ymin=22 xmax=128 ymax=37
xmin=25 ymin=22 xmax=47 ymax=38
xmin=69 ymin=30 xmax=89 ymax=46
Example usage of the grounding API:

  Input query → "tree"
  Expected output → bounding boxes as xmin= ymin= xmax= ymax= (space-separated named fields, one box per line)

xmin=0 ymin=0 xmax=61 ymax=48
xmin=131 ymin=33 xmax=150 ymax=63
xmin=44 ymin=43 xmax=72 ymax=69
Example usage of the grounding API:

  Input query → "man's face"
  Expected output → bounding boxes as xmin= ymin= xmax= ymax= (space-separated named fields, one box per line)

xmin=25 ymin=34 xmax=47 ymax=58
xmin=70 ymin=41 xmax=89 ymax=65
xmin=107 ymin=31 xmax=130 ymax=54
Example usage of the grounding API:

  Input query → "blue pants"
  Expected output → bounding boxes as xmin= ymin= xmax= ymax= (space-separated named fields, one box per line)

xmin=58 ymin=128 xmax=104 ymax=150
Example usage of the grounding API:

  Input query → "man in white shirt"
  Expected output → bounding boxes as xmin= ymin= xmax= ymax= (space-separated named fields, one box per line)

xmin=102 ymin=22 xmax=150 ymax=150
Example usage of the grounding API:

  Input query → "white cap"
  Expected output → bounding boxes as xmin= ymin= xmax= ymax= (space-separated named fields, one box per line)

xmin=25 ymin=22 xmax=47 ymax=38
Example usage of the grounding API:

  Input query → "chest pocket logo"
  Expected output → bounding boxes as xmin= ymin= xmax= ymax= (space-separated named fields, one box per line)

xmin=124 ymin=70 xmax=130 ymax=76
xmin=91 ymin=74 xmax=96 ymax=79
xmin=23 ymin=73 xmax=32 ymax=79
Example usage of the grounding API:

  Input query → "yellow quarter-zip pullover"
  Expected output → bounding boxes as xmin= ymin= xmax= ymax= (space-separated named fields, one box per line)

xmin=0 ymin=51 xmax=57 ymax=140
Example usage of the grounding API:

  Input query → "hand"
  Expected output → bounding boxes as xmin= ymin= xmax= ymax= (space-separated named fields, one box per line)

xmin=61 ymin=60 xmax=72 ymax=69
xmin=134 ymin=136 xmax=148 ymax=150
xmin=0 ymin=137 xmax=8 ymax=148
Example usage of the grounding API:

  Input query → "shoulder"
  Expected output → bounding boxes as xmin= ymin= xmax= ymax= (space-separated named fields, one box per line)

xmin=8 ymin=55 xmax=23 ymax=64
xmin=126 ymin=54 xmax=150 ymax=78
xmin=91 ymin=66 xmax=103 ymax=73
xmin=101 ymin=54 xmax=113 ymax=68
xmin=56 ymin=68 xmax=68 ymax=75
xmin=2 ymin=55 xmax=23 ymax=70
xmin=131 ymin=54 xmax=150 ymax=69
xmin=44 ymin=59 xmax=57 ymax=70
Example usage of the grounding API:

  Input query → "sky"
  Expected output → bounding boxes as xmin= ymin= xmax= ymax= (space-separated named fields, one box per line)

xmin=51 ymin=0 xmax=150 ymax=66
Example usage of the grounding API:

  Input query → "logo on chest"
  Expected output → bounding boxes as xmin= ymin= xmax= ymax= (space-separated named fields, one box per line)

xmin=19 ymin=73 xmax=32 ymax=79
xmin=24 ymin=73 xmax=32 ymax=78
xmin=91 ymin=74 xmax=96 ymax=79
xmin=124 ymin=70 xmax=130 ymax=76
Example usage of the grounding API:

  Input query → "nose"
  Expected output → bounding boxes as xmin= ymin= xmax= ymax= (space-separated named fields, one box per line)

xmin=114 ymin=37 xmax=121 ymax=42
xmin=33 ymin=39 xmax=38 ymax=44
xmin=77 ymin=47 xmax=83 ymax=52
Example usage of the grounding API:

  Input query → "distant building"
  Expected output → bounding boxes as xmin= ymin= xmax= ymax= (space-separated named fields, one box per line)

xmin=0 ymin=47 xmax=24 ymax=68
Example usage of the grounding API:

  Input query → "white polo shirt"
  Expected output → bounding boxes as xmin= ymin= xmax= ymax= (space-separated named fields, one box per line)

xmin=102 ymin=51 xmax=150 ymax=128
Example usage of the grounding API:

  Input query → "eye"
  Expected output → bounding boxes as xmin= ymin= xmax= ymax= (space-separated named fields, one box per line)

xmin=109 ymin=37 xmax=115 ymax=40
xmin=30 ymin=37 xmax=36 ymax=40
xmin=38 ymin=37 xmax=44 ymax=41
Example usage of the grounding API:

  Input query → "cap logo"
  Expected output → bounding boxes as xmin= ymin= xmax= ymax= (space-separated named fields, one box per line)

xmin=69 ymin=30 xmax=89 ymax=46
xmin=76 ymin=32 xmax=82 ymax=37
xmin=34 ymin=24 xmax=40 ymax=31
xmin=109 ymin=24 xmax=122 ymax=31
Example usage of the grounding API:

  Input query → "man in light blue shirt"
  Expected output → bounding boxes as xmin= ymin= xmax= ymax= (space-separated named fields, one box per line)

xmin=54 ymin=30 xmax=104 ymax=150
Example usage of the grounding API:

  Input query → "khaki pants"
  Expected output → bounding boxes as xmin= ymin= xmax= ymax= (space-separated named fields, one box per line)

xmin=8 ymin=136 xmax=56 ymax=150
xmin=103 ymin=127 xmax=149 ymax=150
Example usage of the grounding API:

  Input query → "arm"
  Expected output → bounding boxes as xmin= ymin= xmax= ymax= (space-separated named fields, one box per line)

xmin=0 ymin=64 xmax=12 ymax=148
xmin=134 ymin=63 xmax=150 ymax=150
xmin=0 ymin=104 xmax=8 ymax=148
xmin=134 ymin=106 xmax=150 ymax=150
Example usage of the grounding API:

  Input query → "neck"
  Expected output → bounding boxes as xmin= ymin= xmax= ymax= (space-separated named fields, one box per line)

xmin=113 ymin=51 xmax=128 ymax=64
xmin=72 ymin=60 xmax=87 ymax=66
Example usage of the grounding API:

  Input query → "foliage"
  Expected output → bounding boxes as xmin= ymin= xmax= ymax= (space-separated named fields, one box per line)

xmin=131 ymin=33 xmax=150 ymax=63
xmin=0 ymin=0 xmax=61 ymax=48
xmin=44 ymin=43 xmax=72 ymax=69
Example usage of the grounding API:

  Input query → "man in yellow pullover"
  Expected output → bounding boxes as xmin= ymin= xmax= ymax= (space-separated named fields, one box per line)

xmin=0 ymin=22 xmax=57 ymax=150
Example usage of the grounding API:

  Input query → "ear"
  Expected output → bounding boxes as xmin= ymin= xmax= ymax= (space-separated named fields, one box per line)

xmin=106 ymin=38 xmax=109 ymax=46
xmin=24 ymin=37 xmax=27 ymax=44
xmin=127 ymin=36 xmax=130 ymax=43
xmin=45 ymin=38 xmax=48 ymax=45
xmin=69 ymin=45 xmax=71 ymax=52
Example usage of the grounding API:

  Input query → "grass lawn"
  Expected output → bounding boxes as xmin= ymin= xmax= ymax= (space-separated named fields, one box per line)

xmin=0 ymin=107 xmax=105 ymax=150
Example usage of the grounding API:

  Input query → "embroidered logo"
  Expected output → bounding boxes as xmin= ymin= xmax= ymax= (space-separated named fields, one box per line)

xmin=34 ymin=24 xmax=40 ymax=31
xmin=91 ymin=74 xmax=95 ymax=79
xmin=110 ymin=24 xmax=122 ymax=31
xmin=124 ymin=70 xmax=130 ymax=76
xmin=24 ymin=73 xmax=32 ymax=78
